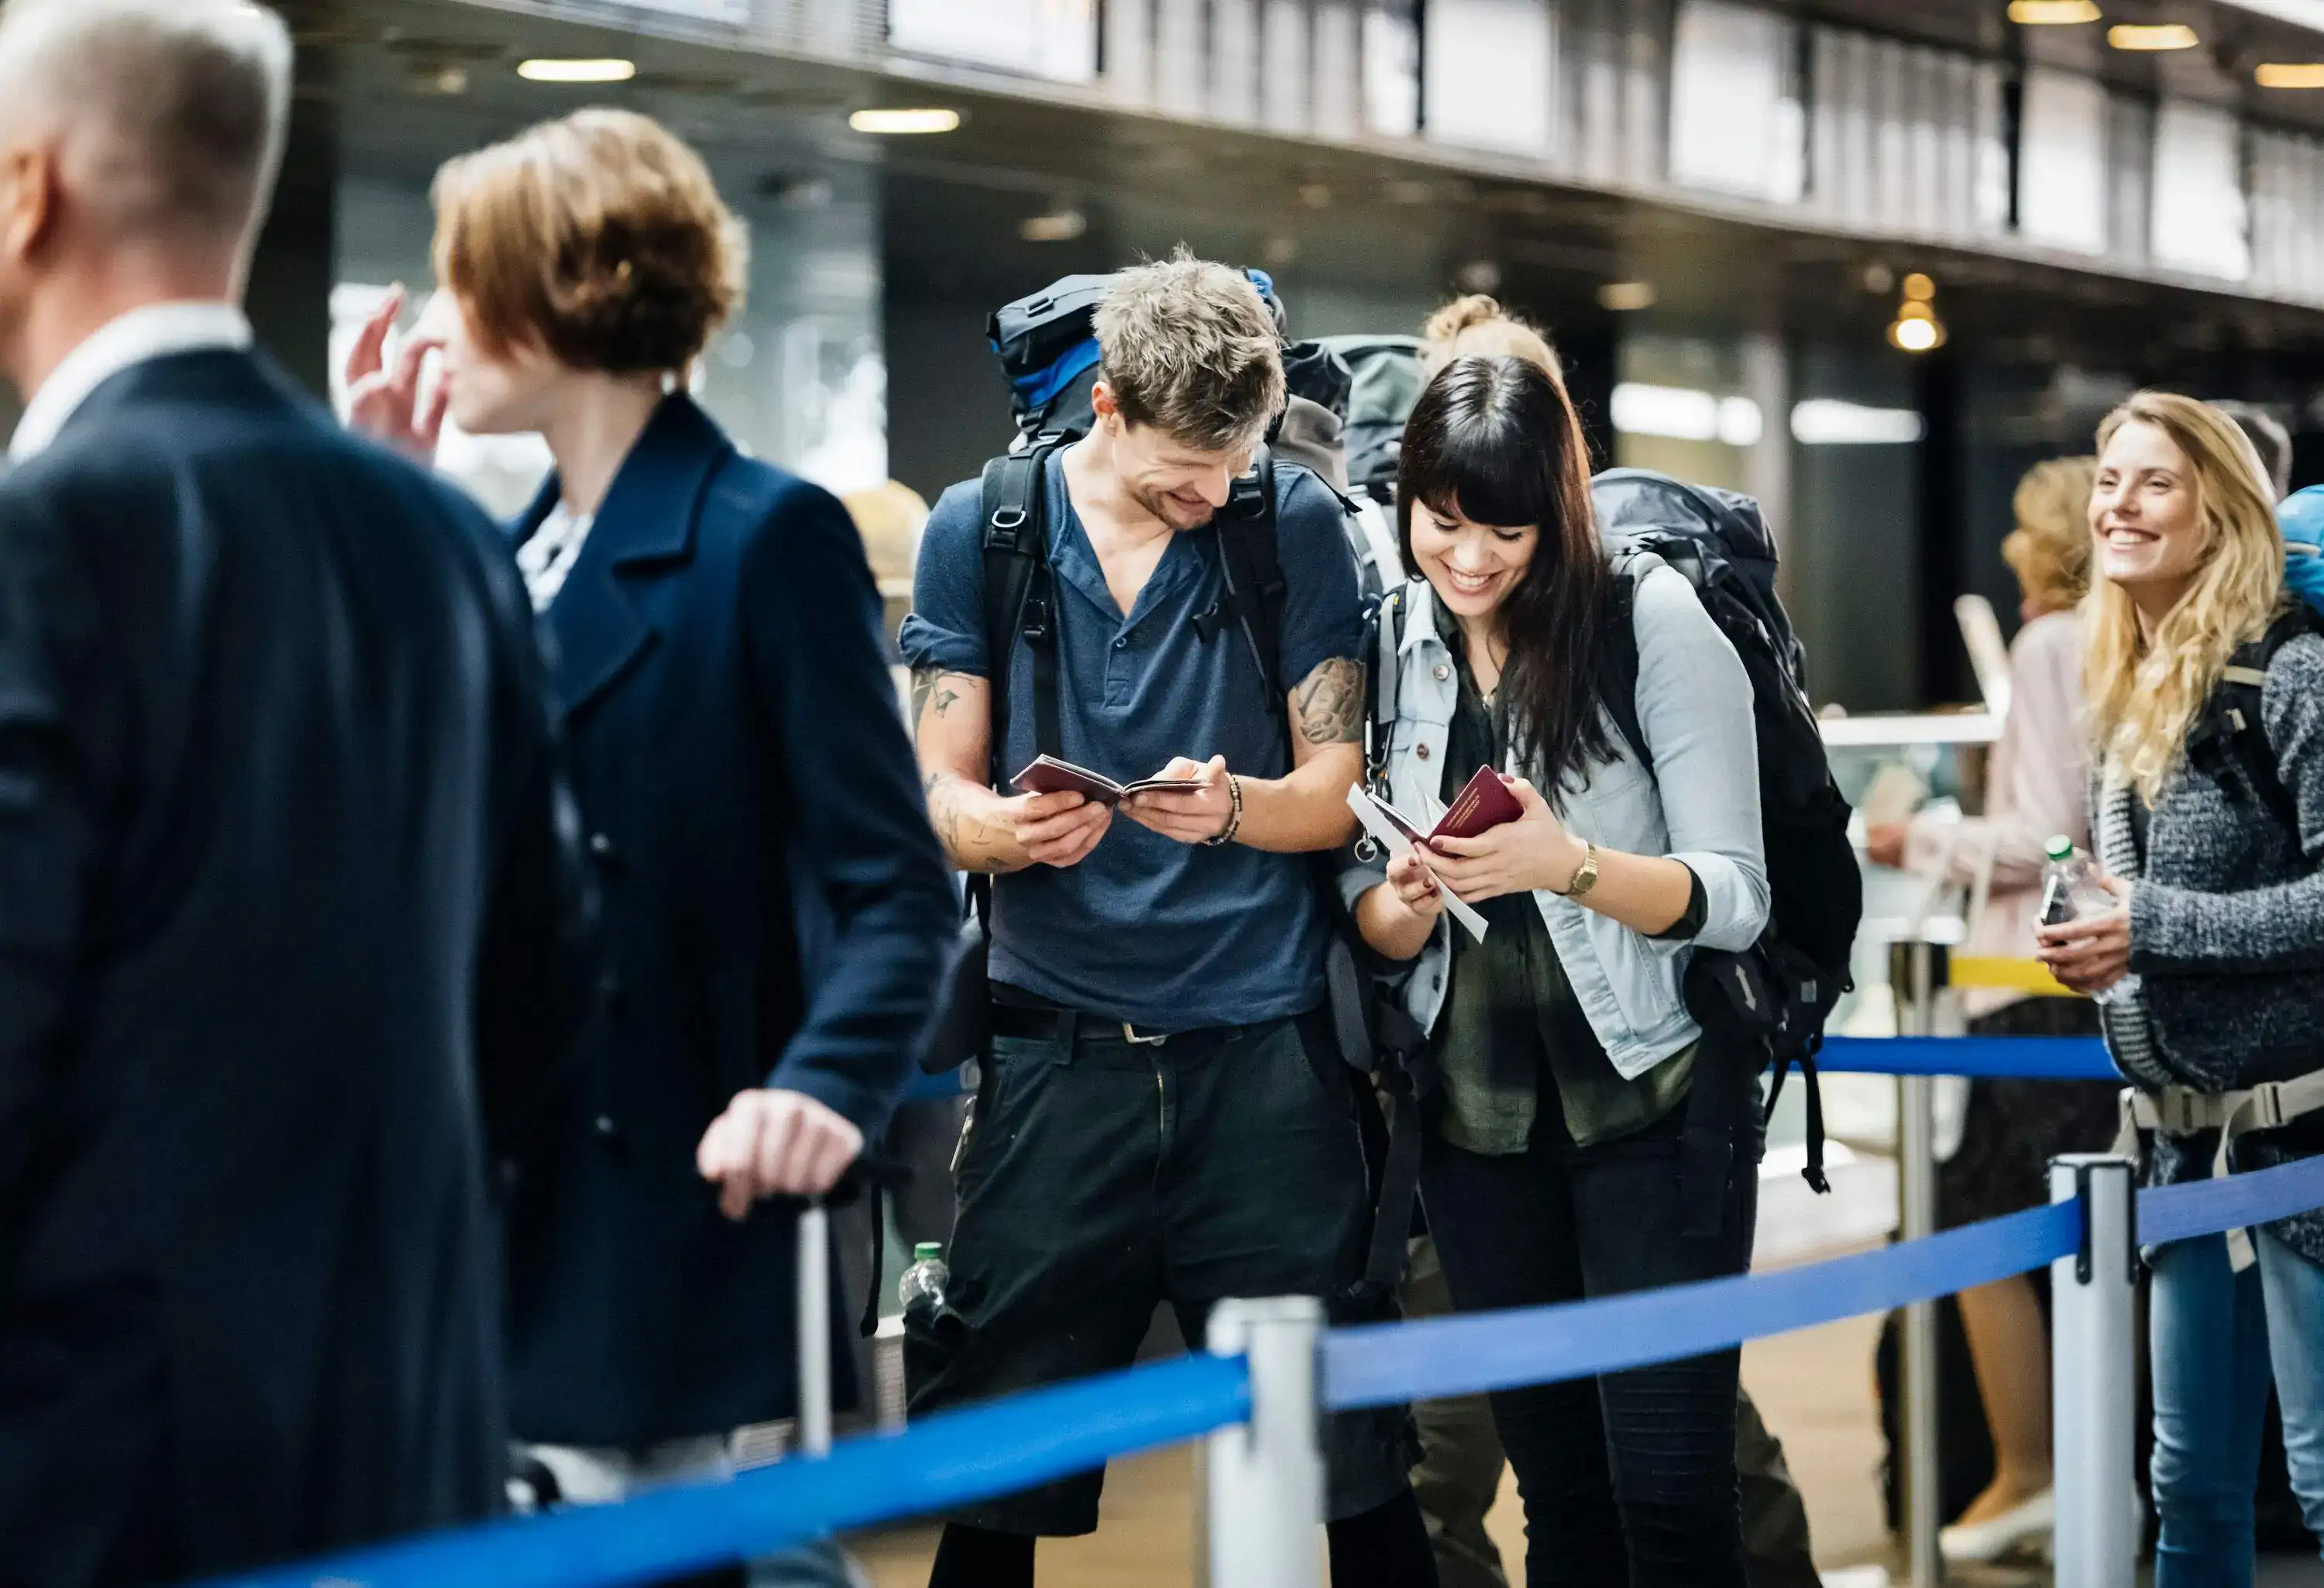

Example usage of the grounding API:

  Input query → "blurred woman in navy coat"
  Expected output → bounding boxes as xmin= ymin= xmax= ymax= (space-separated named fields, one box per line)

xmin=346 ymin=109 xmax=954 ymax=1529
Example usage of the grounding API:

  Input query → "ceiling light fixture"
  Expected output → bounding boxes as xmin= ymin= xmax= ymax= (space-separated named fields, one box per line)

xmin=2257 ymin=63 xmax=2324 ymax=88
xmin=2107 ymin=22 xmax=2199 ymax=50
xmin=1902 ymin=271 xmax=1937 ymax=301
xmin=848 ymin=107 xmax=961 ymax=135
xmin=1597 ymin=281 xmax=1658 ymax=312
xmin=517 ymin=58 xmax=637 ymax=83
xmin=1019 ymin=208 xmax=1088 ymax=243
xmin=2009 ymin=0 xmax=2101 ymax=21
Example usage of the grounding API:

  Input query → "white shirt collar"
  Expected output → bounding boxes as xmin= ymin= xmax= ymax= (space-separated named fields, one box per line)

xmin=8 ymin=301 xmax=253 ymax=462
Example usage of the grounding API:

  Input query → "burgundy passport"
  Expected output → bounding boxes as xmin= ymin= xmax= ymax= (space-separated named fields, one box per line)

xmin=1431 ymin=766 xmax=1526 ymax=841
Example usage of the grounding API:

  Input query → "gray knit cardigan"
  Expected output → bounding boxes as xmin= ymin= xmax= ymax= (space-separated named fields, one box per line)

xmin=2104 ymin=631 xmax=2324 ymax=1264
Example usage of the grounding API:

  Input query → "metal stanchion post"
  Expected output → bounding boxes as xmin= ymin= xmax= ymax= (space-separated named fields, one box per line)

xmin=2049 ymin=1155 xmax=2137 ymax=1588
xmin=1891 ymin=940 xmax=1945 ymax=1586
xmin=797 ymin=1201 xmax=832 ymax=1459
xmin=1205 ymin=1297 xmax=1325 ymax=1588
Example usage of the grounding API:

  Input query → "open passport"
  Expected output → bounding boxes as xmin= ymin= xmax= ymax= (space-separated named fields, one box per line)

xmin=1011 ymin=754 xmax=1212 ymax=804
xmin=1346 ymin=767 xmax=1526 ymax=944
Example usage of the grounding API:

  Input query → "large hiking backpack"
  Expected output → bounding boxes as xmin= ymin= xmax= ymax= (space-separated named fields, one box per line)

xmin=1360 ymin=466 xmax=1862 ymax=1196
xmin=2276 ymin=485 xmax=2324 ymax=622
xmin=989 ymin=266 xmax=1294 ymax=442
xmin=2186 ymin=601 xmax=2324 ymax=841
xmin=1314 ymin=335 xmax=1429 ymax=599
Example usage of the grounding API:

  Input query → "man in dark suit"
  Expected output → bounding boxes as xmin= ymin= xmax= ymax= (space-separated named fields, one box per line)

xmin=0 ymin=4 xmax=592 ymax=1584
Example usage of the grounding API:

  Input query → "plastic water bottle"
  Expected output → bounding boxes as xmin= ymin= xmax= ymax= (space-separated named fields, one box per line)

xmin=898 ymin=1242 xmax=949 ymax=1327
xmin=2038 ymin=834 xmax=2140 ymax=1008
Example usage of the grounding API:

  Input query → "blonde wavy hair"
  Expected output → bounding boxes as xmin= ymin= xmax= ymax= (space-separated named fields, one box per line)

xmin=1422 ymin=294 xmax=1563 ymax=382
xmin=2002 ymin=456 xmax=2098 ymax=615
xmin=2084 ymin=391 xmax=2285 ymax=803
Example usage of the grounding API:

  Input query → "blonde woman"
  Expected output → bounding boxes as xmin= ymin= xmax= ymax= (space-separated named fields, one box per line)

xmin=2036 ymin=393 xmax=2324 ymax=1587
xmin=1872 ymin=458 xmax=2122 ymax=1561
xmin=1423 ymin=293 xmax=1563 ymax=376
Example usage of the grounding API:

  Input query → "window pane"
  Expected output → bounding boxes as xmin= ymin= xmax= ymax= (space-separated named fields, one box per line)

xmin=1423 ymin=0 xmax=1555 ymax=155
xmin=2150 ymin=100 xmax=2251 ymax=282
xmin=1669 ymin=1 xmax=1803 ymax=204
xmin=2017 ymin=68 xmax=2107 ymax=255
xmin=889 ymin=0 xmax=1098 ymax=81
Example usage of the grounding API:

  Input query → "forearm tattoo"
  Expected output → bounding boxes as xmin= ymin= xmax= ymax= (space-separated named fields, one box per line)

xmin=1293 ymin=658 xmax=1365 ymax=746
xmin=911 ymin=666 xmax=971 ymax=726
xmin=922 ymin=768 xmax=1025 ymax=873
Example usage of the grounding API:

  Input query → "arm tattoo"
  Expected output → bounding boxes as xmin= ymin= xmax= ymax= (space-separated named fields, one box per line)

xmin=1292 ymin=658 xmax=1365 ymax=746
xmin=911 ymin=667 xmax=969 ymax=724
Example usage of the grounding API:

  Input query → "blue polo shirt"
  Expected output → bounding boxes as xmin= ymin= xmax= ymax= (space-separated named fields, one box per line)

xmin=900 ymin=449 xmax=1363 ymax=1030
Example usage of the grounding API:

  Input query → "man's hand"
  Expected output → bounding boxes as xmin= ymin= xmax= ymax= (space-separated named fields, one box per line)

xmin=343 ymin=284 xmax=448 ymax=462
xmin=2034 ymin=875 xmax=2134 ymax=995
xmin=1426 ymin=777 xmax=1585 ymax=902
xmin=1012 ymin=789 xmax=1112 ymax=867
xmin=696 ymin=1088 xmax=866 ymax=1221
xmin=1122 ymin=755 xmax=1234 ymax=844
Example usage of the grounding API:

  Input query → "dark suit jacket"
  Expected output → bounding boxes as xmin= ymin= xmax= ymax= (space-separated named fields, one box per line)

xmin=0 ymin=351 xmax=591 ymax=1586
xmin=503 ymin=394 xmax=953 ymax=1445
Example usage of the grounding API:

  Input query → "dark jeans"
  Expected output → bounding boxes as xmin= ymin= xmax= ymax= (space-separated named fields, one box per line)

xmin=1420 ymin=1091 xmax=1761 ymax=1588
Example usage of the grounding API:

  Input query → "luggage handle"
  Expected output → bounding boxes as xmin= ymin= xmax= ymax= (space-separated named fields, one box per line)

xmin=779 ymin=1155 xmax=914 ymax=1459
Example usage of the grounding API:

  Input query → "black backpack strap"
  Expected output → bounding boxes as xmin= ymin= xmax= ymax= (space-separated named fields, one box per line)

xmin=1215 ymin=447 xmax=1288 ymax=703
xmin=978 ymin=438 xmax=1071 ymax=779
xmin=969 ymin=436 xmax=1070 ymax=934
xmin=2195 ymin=610 xmax=2315 ymax=840
xmin=1600 ymin=562 xmax=1651 ymax=773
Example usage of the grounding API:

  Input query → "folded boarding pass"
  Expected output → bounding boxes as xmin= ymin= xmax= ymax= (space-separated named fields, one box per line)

xmin=1344 ymin=785 xmax=1491 ymax=944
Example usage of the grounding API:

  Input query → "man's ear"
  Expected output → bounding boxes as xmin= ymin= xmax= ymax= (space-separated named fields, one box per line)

xmin=0 ymin=141 xmax=57 ymax=267
xmin=1089 ymin=379 xmax=1119 ymax=422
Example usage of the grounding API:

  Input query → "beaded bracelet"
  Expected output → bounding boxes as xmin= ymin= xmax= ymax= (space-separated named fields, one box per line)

xmin=1202 ymin=772 xmax=1245 ymax=847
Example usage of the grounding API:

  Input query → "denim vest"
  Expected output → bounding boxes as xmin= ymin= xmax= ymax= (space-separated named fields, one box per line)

xmin=1339 ymin=564 xmax=1771 ymax=1079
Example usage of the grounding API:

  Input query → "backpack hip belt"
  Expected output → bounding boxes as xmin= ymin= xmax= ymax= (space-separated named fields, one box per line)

xmin=2113 ymin=1072 xmax=2324 ymax=1270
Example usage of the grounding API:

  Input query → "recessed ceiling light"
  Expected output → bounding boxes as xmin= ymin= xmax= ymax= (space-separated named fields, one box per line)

xmin=2257 ymin=63 xmax=2324 ymax=88
xmin=2107 ymin=22 xmax=2199 ymax=50
xmin=1019 ymin=209 xmax=1088 ymax=243
xmin=848 ymin=107 xmax=961 ymax=135
xmin=517 ymin=58 xmax=637 ymax=83
xmin=1597 ymin=281 xmax=1657 ymax=312
xmin=1902 ymin=272 xmax=1937 ymax=301
xmin=2009 ymin=0 xmax=2101 ymax=22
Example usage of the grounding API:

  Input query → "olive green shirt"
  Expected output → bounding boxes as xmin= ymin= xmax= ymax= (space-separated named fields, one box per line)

xmin=1428 ymin=634 xmax=1697 ymax=1154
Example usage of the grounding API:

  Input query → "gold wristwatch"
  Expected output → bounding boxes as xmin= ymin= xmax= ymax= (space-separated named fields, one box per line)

xmin=1556 ymin=841 xmax=1600 ymax=901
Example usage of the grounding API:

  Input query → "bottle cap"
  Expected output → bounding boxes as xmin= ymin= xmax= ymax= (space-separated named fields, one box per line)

xmin=913 ymin=1242 xmax=944 ymax=1263
xmin=2044 ymin=834 xmax=2075 ymax=861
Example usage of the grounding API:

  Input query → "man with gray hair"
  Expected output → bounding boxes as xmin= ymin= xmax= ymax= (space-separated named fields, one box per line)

xmin=0 ymin=3 xmax=592 ymax=1583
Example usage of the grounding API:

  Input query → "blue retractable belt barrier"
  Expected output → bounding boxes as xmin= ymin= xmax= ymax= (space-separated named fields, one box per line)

xmin=198 ymin=1353 xmax=1248 ymax=1588
xmin=177 ymin=1046 xmax=2324 ymax=1588
xmin=1324 ymin=1203 xmax=2077 ymax=1411
xmin=1323 ymin=1153 xmax=2324 ymax=1414
xmin=1817 ymin=1035 xmax=2117 ymax=1081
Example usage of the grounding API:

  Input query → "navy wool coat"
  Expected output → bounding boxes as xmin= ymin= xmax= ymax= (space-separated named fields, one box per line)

xmin=503 ymin=393 xmax=954 ymax=1445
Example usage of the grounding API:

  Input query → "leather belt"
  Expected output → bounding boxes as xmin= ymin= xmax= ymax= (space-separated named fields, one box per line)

xmin=988 ymin=1001 xmax=1205 ymax=1048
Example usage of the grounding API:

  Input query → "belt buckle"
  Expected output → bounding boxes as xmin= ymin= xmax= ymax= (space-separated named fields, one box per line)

xmin=2252 ymin=1083 xmax=2288 ymax=1132
xmin=1122 ymin=1023 xmax=1170 ymax=1047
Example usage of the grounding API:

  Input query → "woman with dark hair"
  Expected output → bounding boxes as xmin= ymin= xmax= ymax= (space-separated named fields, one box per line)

xmin=1346 ymin=356 xmax=1770 ymax=1586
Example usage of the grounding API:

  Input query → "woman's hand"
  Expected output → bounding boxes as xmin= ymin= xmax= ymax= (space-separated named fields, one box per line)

xmin=1385 ymin=851 xmax=1445 ymax=923
xmin=1864 ymin=820 xmax=1908 ymax=869
xmin=2034 ymin=875 xmax=2134 ymax=995
xmin=1425 ymin=777 xmax=1587 ymax=903
xmin=343 ymin=284 xmax=448 ymax=463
